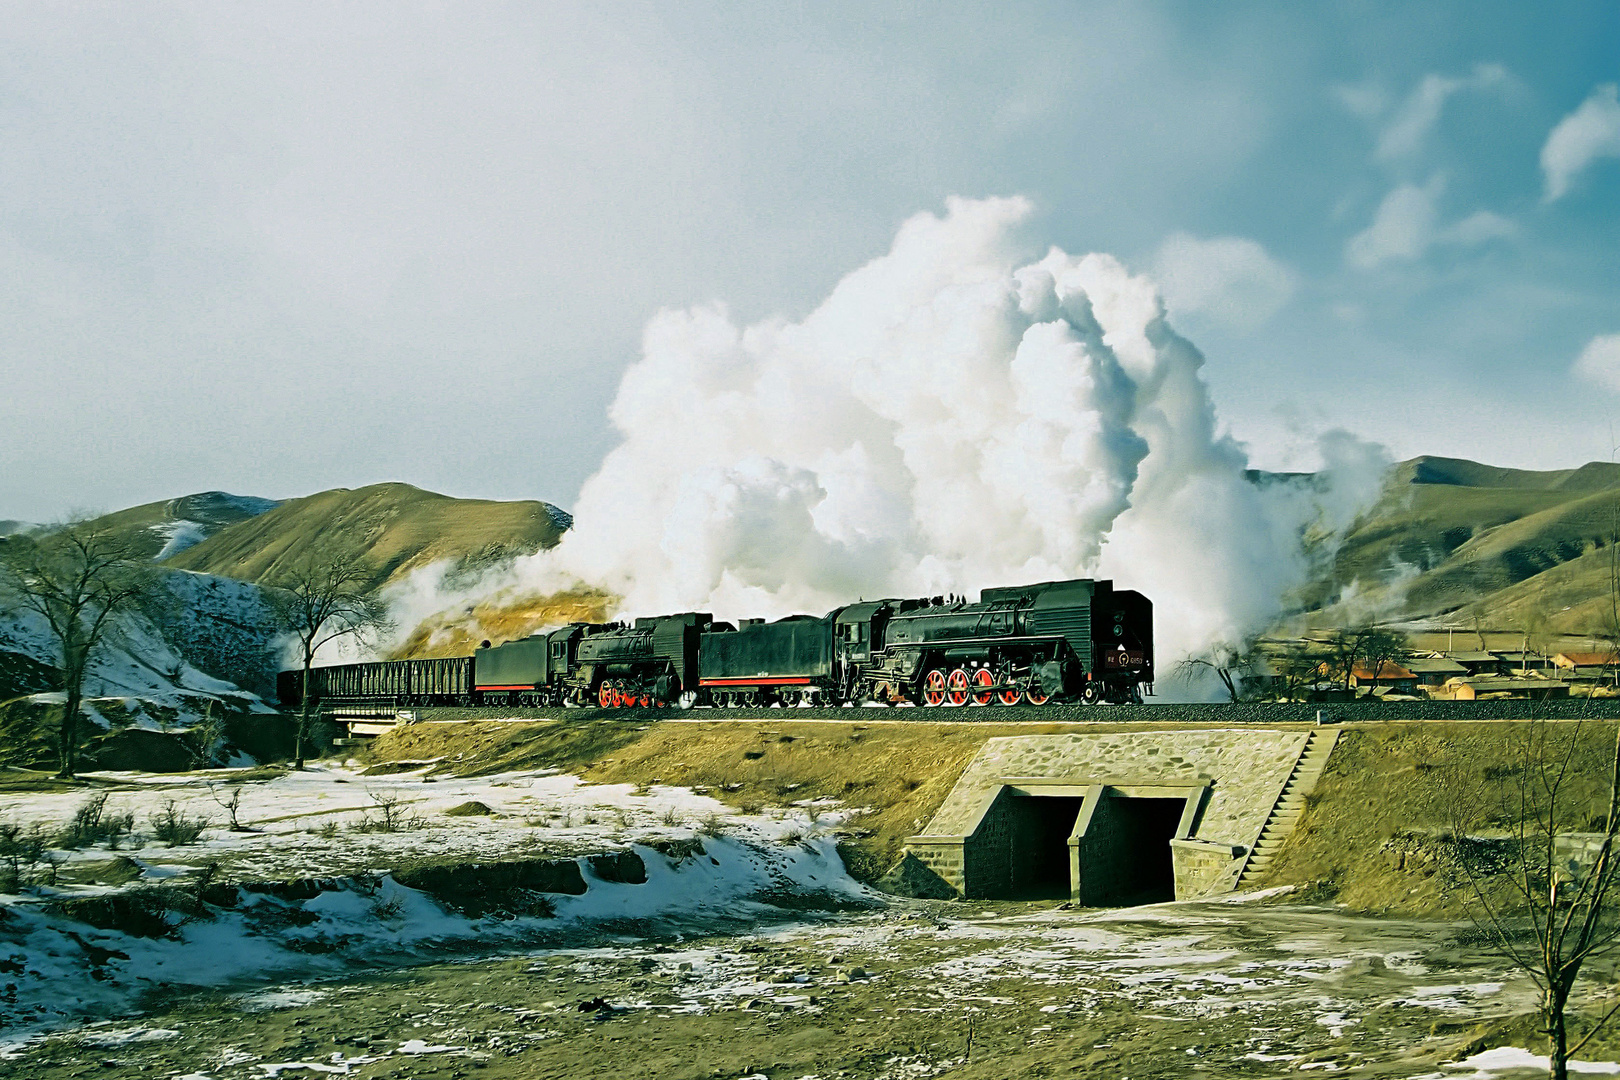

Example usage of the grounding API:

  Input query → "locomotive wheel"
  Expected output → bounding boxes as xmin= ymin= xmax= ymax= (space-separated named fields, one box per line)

xmin=946 ymin=668 xmax=971 ymax=707
xmin=922 ymin=669 xmax=948 ymax=707
xmin=969 ymin=668 xmax=994 ymax=706
xmin=1024 ymin=683 xmax=1051 ymax=706
xmin=598 ymin=682 xmax=614 ymax=709
xmin=997 ymin=676 xmax=1022 ymax=706
xmin=1082 ymin=682 xmax=1102 ymax=705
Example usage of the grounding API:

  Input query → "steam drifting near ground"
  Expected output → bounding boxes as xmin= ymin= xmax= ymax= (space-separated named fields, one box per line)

xmin=388 ymin=197 xmax=1387 ymax=666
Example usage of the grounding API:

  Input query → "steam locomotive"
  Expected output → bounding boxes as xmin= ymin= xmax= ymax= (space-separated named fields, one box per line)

xmin=277 ymin=577 xmax=1153 ymax=711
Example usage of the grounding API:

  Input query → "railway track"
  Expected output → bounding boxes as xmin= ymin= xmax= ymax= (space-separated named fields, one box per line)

xmin=348 ymin=697 xmax=1620 ymax=727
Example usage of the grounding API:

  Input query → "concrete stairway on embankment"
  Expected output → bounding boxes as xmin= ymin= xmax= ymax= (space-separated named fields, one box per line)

xmin=1233 ymin=728 xmax=1340 ymax=891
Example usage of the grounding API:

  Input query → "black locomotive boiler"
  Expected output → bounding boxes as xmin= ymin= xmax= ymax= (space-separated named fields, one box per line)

xmin=697 ymin=577 xmax=1151 ymax=707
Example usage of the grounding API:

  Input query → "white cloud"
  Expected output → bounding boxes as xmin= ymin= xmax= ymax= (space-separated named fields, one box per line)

xmin=1346 ymin=176 xmax=1514 ymax=270
xmin=1150 ymin=232 xmax=1296 ymax=330
xmin=1443 ymin=210 xmax=1515 ymax=245
xmin=1375 ymin=64 xmax=1510 ymax=161
xmin=1574 ymin=334 xmax=1620 ymax=393
xmin=1346 ymin=177 xmax=1444 ymax=268
xmin=1542 ymin=84 xmax=1620 ymax=201
xmin=1332 ymin=79 xmax=1388 ymax=121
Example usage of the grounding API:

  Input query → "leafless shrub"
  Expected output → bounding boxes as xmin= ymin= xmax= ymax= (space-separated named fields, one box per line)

xmin=366 ymin=790 xmax=406 ymax=833
xmin=149 ymin=799 xmax=209 ymax=846
xmin=209 ymin=783 xmax=246 ymax=831
xmin=0 ymin=821 xmax=56 ymax=891
xmin=187 ymin=701 xmax=225 ymax=769
xmin=370 ymin=895 xmax=406 ymax=921
xmin=58 ymin=792 xmax=135 ymax=849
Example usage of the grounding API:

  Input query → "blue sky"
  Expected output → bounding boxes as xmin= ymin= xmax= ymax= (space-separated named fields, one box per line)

xmin=2 ymin=1 xmax=1619 ymax=521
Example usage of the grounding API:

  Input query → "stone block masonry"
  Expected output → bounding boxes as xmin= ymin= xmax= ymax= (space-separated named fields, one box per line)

xmin=907 ymin=729 xmax=1315 ymax=902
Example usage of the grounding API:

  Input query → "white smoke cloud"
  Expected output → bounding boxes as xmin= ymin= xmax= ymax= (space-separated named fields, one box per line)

xmin=402 ymin=197 xmax=1387 ymax=668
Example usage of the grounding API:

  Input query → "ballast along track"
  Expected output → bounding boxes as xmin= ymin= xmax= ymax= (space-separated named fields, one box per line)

xmin=400 ymin=698 xmax=1620 ymax=725
xmin=280 ymin=576 xmax=1155 ymax=717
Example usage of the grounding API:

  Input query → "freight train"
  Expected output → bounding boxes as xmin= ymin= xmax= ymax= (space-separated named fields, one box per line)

xmin=276 ymin=577 xmax=1153 ymax=711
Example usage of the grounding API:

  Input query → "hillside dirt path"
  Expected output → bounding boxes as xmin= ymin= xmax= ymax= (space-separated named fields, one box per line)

xmin=5 ymin=898 xmax=1586 ymax=1080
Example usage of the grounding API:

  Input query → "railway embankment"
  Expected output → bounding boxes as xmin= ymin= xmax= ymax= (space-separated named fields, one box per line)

xmin=364 ymin=712 xmax=1620 ymax=916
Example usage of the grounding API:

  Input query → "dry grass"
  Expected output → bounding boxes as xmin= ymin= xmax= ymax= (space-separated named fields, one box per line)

xmin=1266 ymin=721 xmax=1620 ymax=916
xmin=167 ymin=482 xmax=568 ymax=594
xmin=365 ymin=717 xmax=1115 ymax=881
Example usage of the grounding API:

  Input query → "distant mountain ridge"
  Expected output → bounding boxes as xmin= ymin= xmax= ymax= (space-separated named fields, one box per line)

xmin=164 ymin=482 xmax=570 ymax=592
xmin=38 ymin=459 xmax=1620 ymax=638
xmin=1310 ymin=455 xmax=1620 ymax=633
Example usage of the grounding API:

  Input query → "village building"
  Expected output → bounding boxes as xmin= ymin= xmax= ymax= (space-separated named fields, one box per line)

xmin=1444 ymin=651 xmax=1503 ymax=676
xmin=1438 ymin=677 xmax=1571 ymax=701
xmin=1403 ymin=657 xmax=1468 ymax=688
xmin=1348 ymin=662 xmax=1418 ymax=695
xmin=1495 ymin=651 xmax=1554 ymax=673
xmin=1552 ymin=651 xmax=1620 ymax=686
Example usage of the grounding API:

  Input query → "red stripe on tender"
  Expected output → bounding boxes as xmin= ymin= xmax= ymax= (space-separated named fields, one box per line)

xmin=699 ymin=677 xmax=815 ymax=687
xmin=474 ymin=684 xmax=538 ymax=691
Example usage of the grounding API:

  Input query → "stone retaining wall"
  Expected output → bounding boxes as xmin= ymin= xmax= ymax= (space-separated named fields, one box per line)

xmin=908 ymin=729 xmax=1311 ymax=901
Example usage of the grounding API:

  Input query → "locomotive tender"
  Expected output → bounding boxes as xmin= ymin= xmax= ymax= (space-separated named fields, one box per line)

xmin=277 ymin=577 xmax=1153 ymax=711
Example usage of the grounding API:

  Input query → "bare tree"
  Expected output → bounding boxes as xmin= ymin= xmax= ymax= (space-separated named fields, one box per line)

xmin=1452 ymin=544 xmax=1620 ymax=1079
xmin=265 ymin=553 xmax=392 ymax=768
xmin=1322 ymin=624 xmax=1406 ymax=694
xmin=1453 ymin=719 xmax=1620 ymax=1080
xmin=1266 ymin=638 xmax=1329 ymax=702
xmin=1175 ymin=640 xmax=1257 ymax=703
xmin=0 ymin=521 xmax=152 ymax=778
xmin=1357 ymin=627 xmax=1409 ymax=693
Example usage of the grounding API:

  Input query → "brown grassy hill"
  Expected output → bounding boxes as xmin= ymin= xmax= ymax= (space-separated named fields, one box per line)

xmin=1309 ymin=455 xmax=1620 ymax=633
xmin=48 ymin=492 xmax=281 ymax=561
xmin=166 ymin=483 xmax=570 ymax=593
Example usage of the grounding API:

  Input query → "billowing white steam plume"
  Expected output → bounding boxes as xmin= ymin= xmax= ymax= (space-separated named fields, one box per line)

xmin=411 ymin=197 xmax=1385 ymax=665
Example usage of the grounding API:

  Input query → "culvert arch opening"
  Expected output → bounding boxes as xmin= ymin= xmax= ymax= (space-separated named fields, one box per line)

xmin=981 ymin=782 xmax=1207 ymax=906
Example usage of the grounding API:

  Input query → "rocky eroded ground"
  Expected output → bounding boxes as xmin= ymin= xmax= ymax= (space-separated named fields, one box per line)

xmin=4 ymin=895 xmax=1599 ymax=1080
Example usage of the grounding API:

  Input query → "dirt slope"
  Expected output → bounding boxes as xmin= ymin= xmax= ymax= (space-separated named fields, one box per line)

xmin=1266 ymin=719 xmax=1620 ymax=915
xmin=167 ymin=483 xmax=569 ymax=592
xmin=1311 ymin=455 xmax=1620 ymax=632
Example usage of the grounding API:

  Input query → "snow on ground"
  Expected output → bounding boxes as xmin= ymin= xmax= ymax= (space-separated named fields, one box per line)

xmin=0 ymin=761 xmax=848 ymax=877
xmin=1432 ymin=1045 xmax=1620 ymax=1077
xmin=0 ymin=764 xmax=872 ymax=1042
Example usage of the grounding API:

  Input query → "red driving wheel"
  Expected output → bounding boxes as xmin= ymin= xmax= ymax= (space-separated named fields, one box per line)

xmin=946 ymin=668 xmax=971 ymax=707
xmin=969 ymin=668 xmax=994 ymax=706
xmin=922 ymin=669 xmax=947 ymax=707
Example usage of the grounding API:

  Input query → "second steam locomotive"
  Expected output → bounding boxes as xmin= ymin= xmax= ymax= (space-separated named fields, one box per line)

xmin=279 ymin=577 xmax=1153 ymax=710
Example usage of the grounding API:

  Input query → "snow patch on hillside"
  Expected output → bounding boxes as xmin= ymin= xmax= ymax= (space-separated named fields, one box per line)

xmin=0 ymin=568 xmax=281 ymax=722
xmin=151 ymin=521 xmax=209 ymax=560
